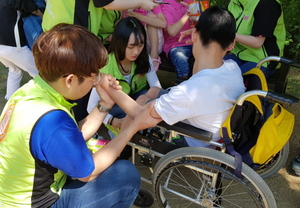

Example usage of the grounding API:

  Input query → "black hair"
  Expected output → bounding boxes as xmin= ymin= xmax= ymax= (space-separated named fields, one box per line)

xmin=108 ymin=17 xmax=150 ymax=75
xmin=195 ymin=5 xmax=236 ymax=50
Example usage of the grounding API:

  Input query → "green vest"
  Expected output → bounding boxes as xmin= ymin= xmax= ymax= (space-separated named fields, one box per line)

xmin=98 ymin=9 xmax=122 ymax=44
xmin=0 ymin=75 xmax=76 ymax=207
xmin=100 ymin=53 xmax=149 ymax=95
xmin=228 ymin=0 xmax=286 ymax=68
xmin=42 ymin=0 xmax=104 ymax=35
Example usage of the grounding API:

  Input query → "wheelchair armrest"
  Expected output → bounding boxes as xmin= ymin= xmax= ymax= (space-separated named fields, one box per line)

xmin=157 ymin=121 xmax=213 ymax=142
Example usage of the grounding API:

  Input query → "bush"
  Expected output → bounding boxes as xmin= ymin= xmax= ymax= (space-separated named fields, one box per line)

xmin=210 ymin=0 xmax=300 ymax=61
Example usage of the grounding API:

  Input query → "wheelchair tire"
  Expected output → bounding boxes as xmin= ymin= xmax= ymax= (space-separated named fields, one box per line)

xmin=256 ymin=141 xmax=289 ymax=179
xmin=152 ymin=147 xmax=276 ymax=208
xmin=133 ymin=188 xmax=154 ymax=207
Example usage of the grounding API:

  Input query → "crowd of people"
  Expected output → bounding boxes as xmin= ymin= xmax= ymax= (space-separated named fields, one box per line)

xmin=0 ymin=0 xmax=296 ymax=207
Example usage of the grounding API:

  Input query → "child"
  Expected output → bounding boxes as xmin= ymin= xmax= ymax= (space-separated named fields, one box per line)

xmin=160 ymin=0 xmax=194 ymax=84
xmin=87 ymin=17 xmax=161 ymax=129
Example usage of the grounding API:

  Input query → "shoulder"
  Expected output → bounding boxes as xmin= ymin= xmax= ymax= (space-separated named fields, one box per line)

xmin=256 ymin=0 xmax=281 ymax=11
xmin=33 ymin=110 xmax=76 ymax=133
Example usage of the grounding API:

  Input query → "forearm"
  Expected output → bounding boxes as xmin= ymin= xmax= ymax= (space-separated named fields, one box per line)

xmin=167 ymin=13 xmax=189 ymax=37
xmin=78 ymin=101 xmax=162 ymax=182
xmin=138 ymin=14 xmax=167 ymax=28
xmin=78 ymin=122 xmax=138 ymax=182
xmin=235 ymin=34 xmax=265 ymax=49
xmin=100 ymin=76 xmax=142 ymax=119
xmin=104 ymin=0 xmax=156 ymax=11
xmin=78 ymin=101 xmax=112 ymax=140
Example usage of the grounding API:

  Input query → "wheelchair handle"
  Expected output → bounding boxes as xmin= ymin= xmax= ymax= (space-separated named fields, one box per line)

xmin=236 ymin=90 xmax=299 ymax=107
xmin=256 ymin=56 xmax=300 ymax=69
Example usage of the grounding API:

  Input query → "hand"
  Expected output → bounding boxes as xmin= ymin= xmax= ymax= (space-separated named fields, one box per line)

xmin=126 ymin=11 xmax=141 ymax=19
xmin=178 ymin=28 xmax=195 ymax=44
xmin=95 ymin=74 xmax=121 ymax=108
xmin=140 ymin=0 xmax=158 ymax=11
xmin=180 ymin=1 xmax=188 ymax=7
xmin=131 ymin=102 xmax=162 ymax=131
xmin=105 ymin=34 xmax=113 ymax=43
xmin=105 ymin=74 xmax=122 ymax=90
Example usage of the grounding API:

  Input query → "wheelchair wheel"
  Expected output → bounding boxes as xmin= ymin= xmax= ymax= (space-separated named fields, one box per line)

xmin=134 ymin=188 xmax=154 ymax=207
xmin=152 ymin=147 xmax=276 ymax=208
xmin=256 ymin=141 xmax=289 ymax=179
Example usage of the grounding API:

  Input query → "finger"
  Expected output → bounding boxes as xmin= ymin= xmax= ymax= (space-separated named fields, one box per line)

xmin=180 ymin=2 xmax=188 ymax=7
xmin=186 ymin=39 xmax=193 ymax=44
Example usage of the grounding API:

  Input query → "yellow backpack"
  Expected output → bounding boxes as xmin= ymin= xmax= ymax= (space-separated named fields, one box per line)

xmin=221 ymin=68 xmax=295 ymax=173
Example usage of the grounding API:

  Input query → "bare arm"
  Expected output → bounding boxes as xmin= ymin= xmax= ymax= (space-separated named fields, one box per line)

xmin=127 ymin=12 xmax=167 ymax=28
xmin=100 ymin=74 xmax=163 ymax=120
xmin=99 ymin=74 xmax=142 ymax=118
xmin=235 ymin=34 xmax=265 ymax=49
xmin=78 ymin=102 xmax=160 ymax=182
xmin=78 ymin=75 xmax=121 ymax=140
xmin=104 ymin=0 xmax=158 ymax=11
xmin=166 ymin=13 xmax=189 ymax=37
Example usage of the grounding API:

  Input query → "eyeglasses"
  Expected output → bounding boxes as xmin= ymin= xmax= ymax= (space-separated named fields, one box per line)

xmin=88 ymin=72 xmax=102 ymax=86
xmin=62 ymin=72 xmax=102 ymax=86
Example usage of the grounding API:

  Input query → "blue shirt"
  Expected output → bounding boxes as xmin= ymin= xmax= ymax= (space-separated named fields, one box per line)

xmin=30 ymin=110 xmax=94 ymax=178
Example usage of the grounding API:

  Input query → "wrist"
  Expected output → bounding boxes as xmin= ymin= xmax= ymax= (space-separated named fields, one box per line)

xmin=98 ymin=101 xmax=113 ymax=109
xmin=96 ymin=102 xmax=111 ymax=113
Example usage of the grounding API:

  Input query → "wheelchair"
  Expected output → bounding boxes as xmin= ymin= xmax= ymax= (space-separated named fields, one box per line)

xmin=129 ymin=56 xmax=300 ymax=208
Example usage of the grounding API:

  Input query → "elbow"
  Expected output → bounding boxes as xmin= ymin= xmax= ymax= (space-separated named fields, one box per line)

xmin=77 ymin=177 xmax=91 ymax=183
xmin=167 ymin=30 xmax=177 ymax=37
xmin=252 ymin=44 xmax=263 ymax=49
xmin=161 ymin=23 xmax=167 ymax=29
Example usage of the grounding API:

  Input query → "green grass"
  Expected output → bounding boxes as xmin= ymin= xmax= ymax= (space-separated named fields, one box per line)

xmin=286 ymin=67 xmax=300 ymax=98
xmin=0 ymin=63 xmax=32 ymax=110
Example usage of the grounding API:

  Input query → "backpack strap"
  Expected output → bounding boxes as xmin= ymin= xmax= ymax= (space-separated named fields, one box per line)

xmin=222 ymin=127 xmax=243 ymax=179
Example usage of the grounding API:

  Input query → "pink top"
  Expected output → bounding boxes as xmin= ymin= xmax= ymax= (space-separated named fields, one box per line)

xmin=161 ymin=0 xmax=192 ymax=56
xmin=130 ymin=5 xmax=163 ymax=25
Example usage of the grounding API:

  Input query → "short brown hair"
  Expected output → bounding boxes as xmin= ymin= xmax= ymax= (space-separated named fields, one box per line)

xmin=32 ymin=23 xmax=107 ymax=82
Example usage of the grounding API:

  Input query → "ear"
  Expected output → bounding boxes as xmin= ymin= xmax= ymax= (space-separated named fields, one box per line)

xmin=191 ymin=28 xmax=198 ymax=43
xmin=227 ymin=40 xmax=236 ymax=51
xmin=63 ymin=74 xmax=75 ymax=88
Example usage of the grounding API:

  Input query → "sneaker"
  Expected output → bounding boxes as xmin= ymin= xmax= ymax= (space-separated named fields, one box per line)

xmin=291 ymin=156 xmax=300 ymax=176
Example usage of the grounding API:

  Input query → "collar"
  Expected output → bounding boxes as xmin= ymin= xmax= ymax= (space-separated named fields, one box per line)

xmin=33 ymin=74 xmax=77 ymax=111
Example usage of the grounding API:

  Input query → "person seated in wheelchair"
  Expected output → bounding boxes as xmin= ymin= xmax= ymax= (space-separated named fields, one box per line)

xmin=100 ymin=5 xmax=246 ymax=147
